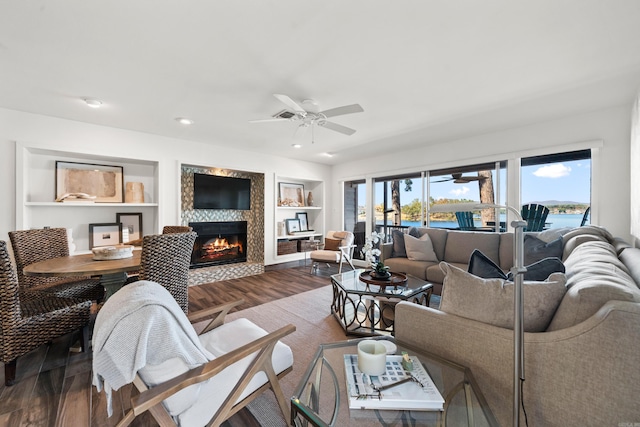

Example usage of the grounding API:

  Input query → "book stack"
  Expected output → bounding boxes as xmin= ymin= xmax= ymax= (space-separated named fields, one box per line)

xmin=344 ymin=354 xmax=445 ymax=411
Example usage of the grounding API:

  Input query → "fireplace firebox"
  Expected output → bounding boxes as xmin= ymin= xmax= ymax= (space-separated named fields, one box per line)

xmin=189 ymin=221 xmax=247 ymax=268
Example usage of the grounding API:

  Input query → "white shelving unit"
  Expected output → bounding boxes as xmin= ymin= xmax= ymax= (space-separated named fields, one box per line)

xmin=275 ymin=176 xmax=325 ymax=262
xmin=16 ymin=144 xmax=160 ymax=252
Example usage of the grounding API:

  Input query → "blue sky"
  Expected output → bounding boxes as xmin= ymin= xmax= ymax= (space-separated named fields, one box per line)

xmin=362 ymin=159 xmax=591 ymax=206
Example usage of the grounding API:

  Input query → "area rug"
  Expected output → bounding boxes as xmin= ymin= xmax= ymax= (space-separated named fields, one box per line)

xmin=220 ymin=285 xmax=441 ymax=426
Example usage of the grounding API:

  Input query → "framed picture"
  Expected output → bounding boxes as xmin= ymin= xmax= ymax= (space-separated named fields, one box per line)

xmin=56 ymin=161 xmax=124 ymax=203
xmin=296 ymin=212 xmax=309 ymax=231
xmin=116 ymin=212 xmax=143 ymax=242
xmin=285 ymin=218 xmax=301 ymax=234
xmin=89 ymin=223 xmax=122 ymax=248
xmin=278 ymin=182 xmax=305 ymax=207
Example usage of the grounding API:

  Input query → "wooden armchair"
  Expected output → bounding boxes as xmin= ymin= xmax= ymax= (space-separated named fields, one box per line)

xmin=309 ymin=230 xmax=356 ymax=274
xmin=1 ymin=241 xmax=92 ymax=385
xmin=521 ymin=203 xmax=550 ymax=232
xmin=92 ymin=280 xmax=295 ymax=427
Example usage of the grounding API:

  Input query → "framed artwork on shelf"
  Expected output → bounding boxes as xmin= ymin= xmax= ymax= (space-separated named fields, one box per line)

xmin=285 ymin=218 xmax=301 ymax=234
xmin=116 ymin=212 xmax=143 ymax=242
xmin=55 ymin=161 xmax=124 ymax=203
xmin=89 ymin=223 xmax=122 ymax=248
xmin=296 ymin=212 xmax=309 ymax=231
xmin=278 ymin=182 xmax=305 ymax=207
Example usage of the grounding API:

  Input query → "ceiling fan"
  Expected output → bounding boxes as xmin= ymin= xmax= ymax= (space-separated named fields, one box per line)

xmin=250 ymin=94 xmax=364 ymax=139
xmin=431 ymin=173 xmax=487 ymax=184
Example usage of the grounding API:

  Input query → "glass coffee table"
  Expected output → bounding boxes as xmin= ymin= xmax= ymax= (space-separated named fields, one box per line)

xmin=331 ymin=269 xmax=433 ymax=336
xmin=291 ymin=337 xmax=498 ymax=427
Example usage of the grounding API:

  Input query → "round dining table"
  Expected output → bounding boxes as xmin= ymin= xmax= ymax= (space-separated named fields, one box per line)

xmin=23 ymin=250 xmax=142 ymax=300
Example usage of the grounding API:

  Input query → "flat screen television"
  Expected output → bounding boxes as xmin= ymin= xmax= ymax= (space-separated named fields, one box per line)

xmin=193 ymin=173 xmax=251 ymax=210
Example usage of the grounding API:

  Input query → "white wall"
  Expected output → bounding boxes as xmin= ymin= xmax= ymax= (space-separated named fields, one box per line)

xmin=0 ymin=108 xmax=332 ymax=265
xmin=330 ymin=105 xmax=633 ymax=242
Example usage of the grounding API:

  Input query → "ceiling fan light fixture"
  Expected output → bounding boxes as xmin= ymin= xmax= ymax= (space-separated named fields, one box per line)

xmin=175 ymin=117 xmax=194 ymax=125
xmin=83 ymin=98 xmax=103 ymax=108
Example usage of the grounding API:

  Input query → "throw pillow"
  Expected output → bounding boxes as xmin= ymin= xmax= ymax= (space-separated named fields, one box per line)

xmin=391 ymin=227 xmax=420 ymax=258
xmin=324 ymin=238 xmax=341 ymax=251
xmin=509 ymin=257 xmax=565 ymax=281
xmin=439 ymin=262 xmax=567 ymax=332
xmin=404 ymin=233 xmax=438 ymax=262
xmin=468 ymin=249 xmax=507 ymax=279
xmin=523 ymin=235 xmax=563 ymax=265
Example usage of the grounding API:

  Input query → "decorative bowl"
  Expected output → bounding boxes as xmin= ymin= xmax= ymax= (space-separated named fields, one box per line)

xmin=92 ymin=245 xmax=134 ymax=260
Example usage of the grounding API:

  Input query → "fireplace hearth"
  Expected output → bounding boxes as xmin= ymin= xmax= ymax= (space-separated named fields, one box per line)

xmin=189 ymin=221 xmax=247 ymax=268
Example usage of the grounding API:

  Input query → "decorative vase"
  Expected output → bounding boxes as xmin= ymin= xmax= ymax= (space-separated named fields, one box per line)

xmin=125 ymin=182 xmax=145 ymax=203
xmin=307 ymin=191 xmax=313 ymax=207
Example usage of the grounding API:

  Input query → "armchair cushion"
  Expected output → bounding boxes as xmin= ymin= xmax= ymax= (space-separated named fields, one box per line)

xmin=440 ymin=262 xmax=567 ymax=332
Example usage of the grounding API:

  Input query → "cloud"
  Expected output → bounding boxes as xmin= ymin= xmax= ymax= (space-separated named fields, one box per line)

xmin=533 ymin=164 xmax=571 ymax=178
xmin=449 ymin=186 xmax=470 ymax=196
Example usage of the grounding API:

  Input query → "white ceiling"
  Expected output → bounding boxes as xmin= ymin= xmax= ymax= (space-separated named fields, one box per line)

xmin=2 ymin=1 xmax=640 ymax=165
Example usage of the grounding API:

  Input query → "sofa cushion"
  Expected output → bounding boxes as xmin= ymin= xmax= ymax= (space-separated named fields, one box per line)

xmin=439 ymin=262 xmax=567 ymax=332
xmin=391 ymin=227 xmax=420 ymax=258
xmin=443 ymin=231 xmax=500 ymax=265
xmin=561 ymin=225 xmax=614 ymax=244
xmin=619 ymin=247 xmax=640 ymax=286
xmin=562 ymin=234 xmax=607 ymax=260
xmin=547 ymin=279 xmax=640 ymax=331
xmin=415 ymin=228 xmax=448 ymax=261
xmin=523 ymin=235 xmax=563 ymax=264
xmin=498 ymin=232 xmax=514 ymax=271
xmin=404 ymin=233 xmax=438 ymax=262
xmin=384 ymin=257 xmax=433 ymax=280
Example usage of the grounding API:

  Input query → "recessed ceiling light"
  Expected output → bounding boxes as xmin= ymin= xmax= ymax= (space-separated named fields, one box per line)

xmin=83 ymin=98 xmax=103 ymax=108
xmin=324 ymin=152 xmax=334 ymax=157
xmin=175 ymin=117 xmax=194 ymax=125
xmin=291 ymin=144 xmax=302 ymax=148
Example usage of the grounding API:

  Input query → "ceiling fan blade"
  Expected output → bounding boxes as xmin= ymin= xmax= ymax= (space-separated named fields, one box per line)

xmin=249 ymin=117 xmax=290 ymax=123
xmin=273 ymin=94 xmax=306 ymax=114
xmin=431 ymin=178 xmax=453 ymax=183
xmin=319 ymin=121 xmax=356 ymax=136
xmin=320 ymin=104 xmax=364 ymax=118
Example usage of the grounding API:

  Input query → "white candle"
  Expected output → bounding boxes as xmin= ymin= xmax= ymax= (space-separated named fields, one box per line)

xmin=357 ymin=340 xmax=387 ymax=376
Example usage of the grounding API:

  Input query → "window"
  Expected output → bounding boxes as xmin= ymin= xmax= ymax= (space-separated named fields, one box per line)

xmin=428 ymin=162 xmax=506 ymax=230
xmin=344 ymin=180 xmax=367 ymax=259
xmin=521 ymin=150 xmax=591 ymax=229
xmin=373 ymin=173 xmax=423 ymax=238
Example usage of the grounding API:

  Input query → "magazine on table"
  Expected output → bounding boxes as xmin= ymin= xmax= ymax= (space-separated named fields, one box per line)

xmin=344 ymin=354 xmax=445 ymax=411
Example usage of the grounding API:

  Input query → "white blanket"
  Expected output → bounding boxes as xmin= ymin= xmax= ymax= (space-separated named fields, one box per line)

xmin=92 ymin=280 xmax=213 ymax=416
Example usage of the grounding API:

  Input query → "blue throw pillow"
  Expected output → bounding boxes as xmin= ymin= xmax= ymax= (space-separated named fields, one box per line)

xmin=507 ymin=257 xmax=566 ymax=281
xmin=523 ymin=235 xmax=563 ymax=265
xmin=468 ymin=249 xmax=507 ymax=279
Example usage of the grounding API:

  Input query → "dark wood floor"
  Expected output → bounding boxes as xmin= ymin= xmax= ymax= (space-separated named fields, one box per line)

xmin=0 ymin=263 xmax=333 ymax=427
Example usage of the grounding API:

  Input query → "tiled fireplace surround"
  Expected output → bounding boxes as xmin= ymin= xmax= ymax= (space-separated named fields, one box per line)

xmin=181 ymin=165 xmax=265 ymax=286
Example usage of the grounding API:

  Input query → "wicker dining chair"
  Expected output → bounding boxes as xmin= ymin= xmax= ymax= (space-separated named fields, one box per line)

xmin=137 ymin=232 xmax=197 ymax=313
xmin=0 ymin=240 xmax=92 ymax=386
xmin=8 ymin=228 xmax=104 ymax=301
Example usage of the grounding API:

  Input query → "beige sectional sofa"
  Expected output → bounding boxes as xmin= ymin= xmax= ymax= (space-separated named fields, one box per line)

xmin=392 ymin=226 xmax=640 ymax=426
xmin=381 ymin=227 xmax=516 ymax=295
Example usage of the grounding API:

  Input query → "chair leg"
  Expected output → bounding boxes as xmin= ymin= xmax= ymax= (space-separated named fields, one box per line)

xmin=5 ymin=359 xmax=17 ymax=386
xmin=310 ymin=261 xmax=318 ymax=274
xmin=80 ymin=324 xmax=90 ymax=353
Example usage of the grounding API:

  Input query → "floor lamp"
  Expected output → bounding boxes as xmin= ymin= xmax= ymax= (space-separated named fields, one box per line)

xmin=429 ymin=202 xmax=527 ymax=426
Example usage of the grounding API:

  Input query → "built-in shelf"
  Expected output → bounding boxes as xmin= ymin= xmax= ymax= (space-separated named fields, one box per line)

xmin=25 ymin=202 xmax=159 ymax=207
xmin=16 ymin=143 xmax=160 ymax=252
xmin=275 ymin=176 xmax=325 ymax=261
